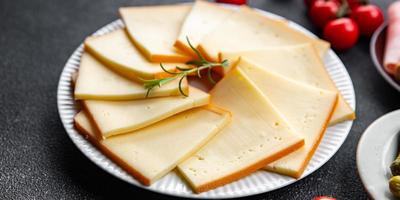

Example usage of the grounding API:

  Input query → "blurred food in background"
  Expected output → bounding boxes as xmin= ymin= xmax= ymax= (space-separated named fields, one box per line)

xmin=306 ymin=0 xmax=384 ymax=51
xmin=384 ymin=1 xmax=400 ymax=81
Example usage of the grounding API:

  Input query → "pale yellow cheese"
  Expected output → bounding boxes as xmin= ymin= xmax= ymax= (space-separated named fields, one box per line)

xmin=119 ymin=5 xmax=192 ymax=63
xmin=83 ymin=87 xmax=209 ymax=138
xmin=74 ymin=52 xmax=188 ymax=100
xmin=198 ymin=6 xmax=329 ymax=62
xmin=177 ymin=68 xmax=304 ymax=193
xmin=175 ymin=0 xmax=234 ymax=57
xmin=85 ymin=29 xmax=186 ymax=81
xmin=221 ymin=44 xmax=355 ymax=125
xmin=74 ymin=106 xmax=231 ymax=185
xmin=237 ymin=59 xmax=338 ymax=178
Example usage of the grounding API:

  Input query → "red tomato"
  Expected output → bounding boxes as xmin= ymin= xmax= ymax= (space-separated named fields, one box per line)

xmin=313 ymin=196 xmax=336 ymax=200
xmin=215 ymin=0 xmax=247 ymax=5
xmin=323 ymin=18 xmax=359 ymax=50
xmin=350 ymin=4 xmax=384 ymax=37
xmin=305 ymin=0 xmax=340 ymax=7
xmin=304 ymin=0 xmax=317 ymax=7
xmin=309 ymin=0 xmax=340 ymax=28
xmin=347 ymin=0 xmax=361 ymax=9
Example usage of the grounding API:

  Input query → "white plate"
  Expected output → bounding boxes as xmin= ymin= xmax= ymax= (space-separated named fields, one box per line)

xmin=57 ymin=4 xmax=356 ymax=199
xmin=357 ymin=110 xmax=400 ymax=200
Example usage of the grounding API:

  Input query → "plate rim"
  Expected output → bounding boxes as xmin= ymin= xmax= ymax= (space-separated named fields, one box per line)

xmin=57 ymin=4 xmax=356 ymax=199
xmin=356 ymin=109 xmax=400 ymax=200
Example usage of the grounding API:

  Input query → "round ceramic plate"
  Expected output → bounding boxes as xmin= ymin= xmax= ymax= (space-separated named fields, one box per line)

xmin=370 ymin=23 xmax=400 ymax=92
xmin=357 ymin=109 xmax=400 ymax=200
xmin=57 ymin=4 xmax=356 ymax=199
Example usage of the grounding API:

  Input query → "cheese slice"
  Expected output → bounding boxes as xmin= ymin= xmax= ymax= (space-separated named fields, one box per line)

xmin=119 ymin=5 xmax=192 ymax=63
xmin=85 ymin=29 xmax=186 ymax=81
xmin=74 ymin=52 xmax=188 ymax=100
xmin=237 ymin=59 xmax=338 ymax=178
xmin=198 ymin=6 xmax=329 ymax=62
xmin=83 ymin=87 xmax=209 ymax=138
xmin=175 ymin=0 xmax=234 ymax=57
xmin=177 ymin=68 xmax=304 ymax=193
xmin=74 ymin=106 xmax=231 ymax=185
xmin=221 ymin=43 xmax=355 ymax=125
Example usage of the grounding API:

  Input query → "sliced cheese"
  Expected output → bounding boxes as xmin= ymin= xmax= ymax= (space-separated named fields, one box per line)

xmin=177 ymin=68 xmax=304 ymax=193
xmin=175 ymin=0 xmax=234 ymax=57
xmin=85 ymin=29 xmax=186 ymax=81
xmin=221 ymin=43 xmax=355 ymax=125
xmin=74 ymin=106 xmax=231 ymax=185
xmin=237 ymin=59 xmax=338 ymax=178
xmin=83 ymin=87 xmax=209 ymax=138
xmin=198 ymin=6 xmax=329 ymax=62
xmin=74 ymin=52 xmax=188 ymax=100
xmin=119 ymin=5 xmax=192 ymax=63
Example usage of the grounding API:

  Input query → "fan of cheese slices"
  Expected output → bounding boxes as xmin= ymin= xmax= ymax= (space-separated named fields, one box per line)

xmin=72 ymin=0 xmax=355 ymax=194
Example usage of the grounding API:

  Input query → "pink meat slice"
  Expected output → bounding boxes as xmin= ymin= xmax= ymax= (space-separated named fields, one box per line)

xmin=384 ymin=1 xmax=400 ymax=75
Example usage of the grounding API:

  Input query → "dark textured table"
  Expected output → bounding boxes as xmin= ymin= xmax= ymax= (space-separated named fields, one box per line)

xmin=1 ymin=0 xmax=399 ymax=199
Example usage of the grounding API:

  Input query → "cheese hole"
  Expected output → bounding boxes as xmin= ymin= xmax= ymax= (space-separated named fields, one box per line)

xmin=274 ymin=136 xmax=283 ymax=141
xmin=145 ymin=106 xmax=151 ymax=110
xmin=274 ymin=122 xmax=280 ymax=126
xmin=259 ymin=144 xmax=264 ymax=148
xmin=197 ymin=156 xmax=204 ymax=161
xmin=189 ymin=168 xmax=197 ymax=173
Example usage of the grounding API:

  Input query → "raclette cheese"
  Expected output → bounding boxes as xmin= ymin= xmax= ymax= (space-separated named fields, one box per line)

xmin=175 ymin=0 xmax=234 ymax=57
xmin=74 ymin=52 xmax=188 ymax=100
xmin=83 ymin=87 xmax=209 ymax=138
xmin=119 ymin=5 xmax=192 ymax=63
xmin=237 ymin=59 xmax=338 ymax=178
xmin=177 ymin=67 xmax=304 ymax=193
xmin=74 ymin=106 xmax=231 ymax=185
xmin=85 ymin=29 xmax=185 ymax=81
xmin=221 ymin=44 xmax=355 ymax=125
xmin=198 ymin=6 xmax=329 ymax=62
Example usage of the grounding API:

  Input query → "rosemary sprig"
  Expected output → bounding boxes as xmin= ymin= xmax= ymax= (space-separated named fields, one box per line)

xmin=143 ymin=37 xmax=229 ymax=97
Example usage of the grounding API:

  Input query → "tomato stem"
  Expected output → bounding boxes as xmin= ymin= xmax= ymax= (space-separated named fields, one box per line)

xmin=337 ymin=0 xmax=349 ymax=18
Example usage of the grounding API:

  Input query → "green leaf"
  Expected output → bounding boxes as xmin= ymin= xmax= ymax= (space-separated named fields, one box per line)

xmin=178 ymin=76 xmax=188 ymax=97
xmin=186 ymin=36 xmax=206 ymax=61
xmin=221 ymin=59 xmax=229 ymax=68
xmin=142 ymin=37 xmax=227 ymax=98
xmin=186 ymin=60 xmax=205 ymax=66
xmin=207 ymin=68 xmax=216 ymax=85
xmin=176 ymin=65 xmax=193 ymax=71
xmin=160 ymin=63 xmax=179 ymax=74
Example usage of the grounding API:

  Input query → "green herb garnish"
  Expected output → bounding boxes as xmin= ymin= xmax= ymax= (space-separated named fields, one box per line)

xmin=143 ymin=37 xmax=229 ymax=97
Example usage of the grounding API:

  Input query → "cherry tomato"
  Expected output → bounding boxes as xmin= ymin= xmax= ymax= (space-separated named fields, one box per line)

xmin=323 ymin=18 xmax=359 ymax=50
xmin=350 ymin=4 xmax=384 ymax=37
xmin=313 ymin=196 xmax=336 ymax=200
xmin=309 ymin=0 xmax=340 ymax=28
xmin=305 ymin=0 xmax=340 ymax=8
xmin=304 ymin=0 xmax=317 ymax=7
xmin=215 ymin=0 xmax=247 ymax=5
xmin=346 ymin=0 xmax=361 ymax=9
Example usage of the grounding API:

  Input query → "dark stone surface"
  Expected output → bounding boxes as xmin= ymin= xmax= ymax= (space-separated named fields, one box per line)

xmin=0 ymin=0 xmax=399 ymax=199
